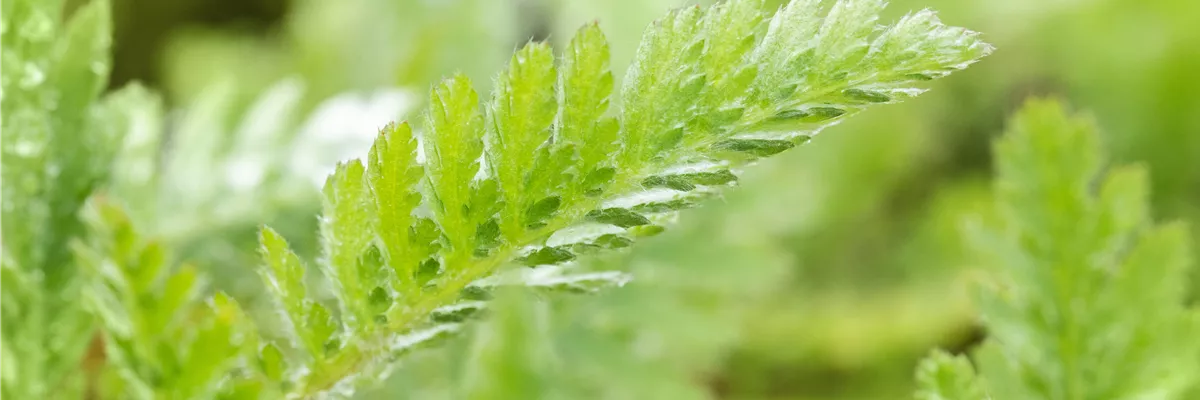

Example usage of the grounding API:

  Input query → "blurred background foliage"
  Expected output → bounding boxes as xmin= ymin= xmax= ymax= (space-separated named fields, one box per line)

xmin=93 ymin=0 xmax=1199 ymax=398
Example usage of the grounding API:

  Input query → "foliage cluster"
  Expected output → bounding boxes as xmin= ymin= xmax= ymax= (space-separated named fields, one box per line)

xmin=11 ymin=0 xmax=1199 ymax=398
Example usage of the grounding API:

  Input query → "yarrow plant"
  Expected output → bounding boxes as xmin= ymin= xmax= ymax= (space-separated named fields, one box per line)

xmin=1 ymin=0 xmax=991 ymax=398
xmin=2 ymin=0 xmax=126 ymax=397
xmin=915 ymin=100 xmax=1200 ymax=399
xmin=251 ymin=0 xmax=990 ymax=396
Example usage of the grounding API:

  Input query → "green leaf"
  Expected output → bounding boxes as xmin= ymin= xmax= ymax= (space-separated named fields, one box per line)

xmin=488 ymin=42 xmax=559 ymax=242
xmin=253 ymin=0 xmax=990 ymax=396
xmin=368 ymin=122 xmax=426 ymax=297
xmin=642 ymin=170 xmax=738 ymax=191
xmin=559 ymin=23 xmax=618 ymax=191
xmin=699 ymin=0 xmax=762 ymax=103
xmin=518 ymin=246 xmax=577 ymax=267
xmin=524 ymin=196 xmax=563 ymax=229
xmin=620 ymin=5 xmax=706 ymax=164
xmin=153 ymin=264 xmax=201 ymax=332
xmin=523 ymin=144 xmax=577 ymax=223
xmin=259 ymin=343 xmax=286 ymax=382
xmin=43 ymin=0 xmax=122 ymax=277
xmin=257 ymin=227 xmax=316 ymax=355
xmin=429 ymin=301 xmax=487 ymax=323
xmin=320 ymin=160 xmax=378 ymax=333
xmin=2 ymin=0 xmax=120 ymax=284
xmin=588 ymin=208 xmax=652 ymax=228
xmin=306 ymin=303 xmax=339 ymax=358
xmin=171 ymin=292 xmax=248 ymax=399
xmin=0 ymin=1 xmax=139 ymax=396
xmin=74 ymin=199 xmax=252 ymax=399
xmin=916 ymin=99 xmax=1200 ymax=399
xmin=424 ymin=74 xmax=487 ymax=266
xmin=49 ymin=0 xmax=112 ymax=122
xmin=914 ymin=350 xmax=987 ymax=400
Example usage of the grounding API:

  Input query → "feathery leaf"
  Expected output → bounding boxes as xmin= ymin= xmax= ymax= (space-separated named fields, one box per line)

xmin=915 ymin=99 xmax=1200 ymax=399
xmin=254 ymin=0 xmax=991 ymax=395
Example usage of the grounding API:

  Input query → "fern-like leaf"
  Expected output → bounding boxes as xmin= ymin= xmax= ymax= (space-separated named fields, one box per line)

xmin=1 ymin=0 xmax=127 ymax=397
xmin=914 ymin=99 xmax=1200 ymax=399
xmin=914 ymin=350 xmax=988 ymax=400
xmin=253 ymin=0 xmax=991 ymax=395
xmin=73 ymin=199 xmax=253 ymax=399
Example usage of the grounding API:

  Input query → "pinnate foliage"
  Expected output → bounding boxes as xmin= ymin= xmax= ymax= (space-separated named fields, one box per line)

xmin=915 ymin=350 xmax=987 ymax=400
xmin=376 ymin=160 xmax=814 ymax=398
xmin=3 ymin=0 xmax=262 ymax=397
xmin=915 ymin=99 xmax=1200 ymax=399
xmin=1 ymin=0 xmax=129 ymax=397
xmin=252 ymin=0 xmax=990 ymax=395
xmin=73 ymin=199 xmax=253 ymax=399
xmin=0 ymin=0 xmax=989 ymax=397
xmin=1 ymin=0 xmax=117 ymax=276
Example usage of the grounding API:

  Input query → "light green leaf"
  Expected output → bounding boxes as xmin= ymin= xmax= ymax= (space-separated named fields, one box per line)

xmin=320 ymin=160 xmax=378 ymax=333
xmin=367 ymin=122 xmax=426 ymax=297
xmin=255 ymin=1 xmax=990 ymax=396
xmin=620 ymin=5 xmax=706 ymax=164
xmin=74 ymin=199 xmax=252 ymax=399
xmin=487 ymin=42 xmax=559 ymax=242
xmin=558 ymin=23 xmax=618 ymax=191
xmin=424 ymin=75 xmax=487 ymax=266
xmin=917 ymin=99 xmax=1200 ymax=399
xmin=914 ymin=350 xmax=987 ymax=400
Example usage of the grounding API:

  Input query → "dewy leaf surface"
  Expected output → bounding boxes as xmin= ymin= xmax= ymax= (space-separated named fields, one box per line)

xmin=251 ymin=0 xmax=991 ymax=396
xmin=1 ymin=0 xmax=133 ymax=397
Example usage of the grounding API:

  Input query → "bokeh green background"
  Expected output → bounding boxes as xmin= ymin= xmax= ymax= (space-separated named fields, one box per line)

xmin=99 ymin=0 xmax=1200 ymax=398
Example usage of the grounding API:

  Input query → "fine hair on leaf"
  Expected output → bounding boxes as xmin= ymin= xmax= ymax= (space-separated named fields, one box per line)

xmin=248 ymin=0 xmax=991 ymax=395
